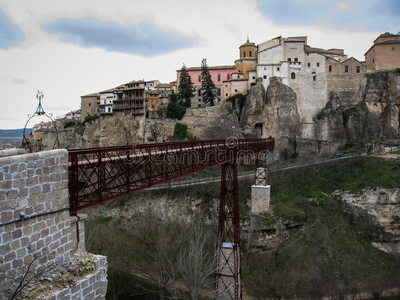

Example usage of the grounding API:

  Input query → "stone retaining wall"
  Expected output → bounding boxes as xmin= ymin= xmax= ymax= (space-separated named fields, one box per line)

xmin=0 ymin=149 xmax=107 ymax=299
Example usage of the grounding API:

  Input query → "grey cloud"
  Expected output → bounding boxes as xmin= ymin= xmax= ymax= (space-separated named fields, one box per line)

xmin=8 ymin=76 xmax=27 ymax=85
xmin=43 ymin=19 xmax=196 ymax=56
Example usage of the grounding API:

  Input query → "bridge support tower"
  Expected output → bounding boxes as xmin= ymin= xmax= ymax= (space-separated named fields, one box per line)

xmin=216 ymin=161 xmax=242 ymax=300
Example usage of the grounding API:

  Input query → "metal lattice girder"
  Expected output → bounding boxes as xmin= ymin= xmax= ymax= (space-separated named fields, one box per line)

xmin=216 ymin=161 xmax=241 ymax=300
xmin=68 ymin=138 xmax=275 ymax=216
xmin=255 ymin=167 xmax=268 ymax=186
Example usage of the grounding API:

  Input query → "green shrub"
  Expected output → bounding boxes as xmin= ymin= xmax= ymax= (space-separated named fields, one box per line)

xmin=82 ymin=114 xmax=99 ymax=125
xmin=169 ymin=123 xmax=196 ymax=141
xmin=166 ymin=102 xmax=186 ymax=120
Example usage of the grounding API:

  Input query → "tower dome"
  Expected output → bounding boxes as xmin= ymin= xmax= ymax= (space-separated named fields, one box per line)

xmin=239 ymin=37 xmax=257 ymax=59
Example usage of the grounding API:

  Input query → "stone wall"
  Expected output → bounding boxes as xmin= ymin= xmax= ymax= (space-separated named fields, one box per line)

xmin=0 ymin=149 xmax=107 ymax=299
xmin=326 ymin=74 xmax=366 ymax=108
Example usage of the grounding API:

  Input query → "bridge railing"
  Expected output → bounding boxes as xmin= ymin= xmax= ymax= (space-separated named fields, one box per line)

xmin=68 ymin=138 xmax=275 ymax=215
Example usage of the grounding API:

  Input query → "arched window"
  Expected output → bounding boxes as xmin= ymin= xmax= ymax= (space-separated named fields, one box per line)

xmin=249 ymin=51 xmax=252 ymax=57
xmin=291 ymin=72 xmax=296 ymax=79
xmin=243 ymin=51 xmax=246 ymax=57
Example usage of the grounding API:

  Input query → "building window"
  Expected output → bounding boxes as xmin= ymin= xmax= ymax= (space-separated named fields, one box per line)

xmin=226 ymin=93 xmax=228 ymax=97
xmin=329 ymin=65 xmax=332 ymax=72
xmin=198 ymin=104 xmax=201 ymax=107
xmin=263 ymin=75 xmax=267 ymax=79
xmin=88 ymin=103 xmax=91 ymax=106
xmin=243 ymin=51 xmax=246 ymax=57
xmin=291 ymin=72 xmax=296 ymax=79
xmin=317 ymin=62 xmax=320 ymax=67
xmin=227 ymin=74 xmax=230 ymax=80
xmin=198 ymin=75 xmax=201 ymax=82
xmin=218 ymin=74 xmax=221 ymax=81
xmin=345 ymin=66 xmax=349 ymax=73
xmin=253 ymin=76 xmax=256 ymax=79
xmin=198 ymin=90 xmax=201 ymax=96
xmin=235 ymin=89 xmax=237 ymax=92
xmin=356 ymin=66 xmax=360 ymax=73
xmin=249 ymin=51 xmax=252 ymax=57
xmin=307 ymin=63 xmax=310 ymax=67
xmin=217 ymin=88 xmax=221 ymax=96
xmin=313 ymin=75 xmax=316 ymax=81
xmin=277 ymin=67 xmax=280 ymax=71
xmin=294 ymin=58 xmax=298 ymax=62
xmin=288 ymin=58 xmax=291 ymax=62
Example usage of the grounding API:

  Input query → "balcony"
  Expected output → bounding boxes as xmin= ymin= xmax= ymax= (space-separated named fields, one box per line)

xmin=99 ymin=107 xmax=113 ymax=114
xmin=113 ymin=103 xmax=124 ymax=111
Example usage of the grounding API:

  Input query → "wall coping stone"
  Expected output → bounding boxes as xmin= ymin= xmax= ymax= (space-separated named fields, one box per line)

xmin=0 ymin=148 xmax=27 ymax=158
xmin=0 ymin=149 xmax=68 ymax=165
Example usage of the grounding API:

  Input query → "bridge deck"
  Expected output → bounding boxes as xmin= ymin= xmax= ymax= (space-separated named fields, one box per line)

xmin=68 ymin=138 xmax=275 ymax=215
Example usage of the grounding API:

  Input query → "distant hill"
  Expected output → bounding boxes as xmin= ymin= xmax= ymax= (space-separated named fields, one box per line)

xmin=0 ymin=129 xmax=31 ymax=138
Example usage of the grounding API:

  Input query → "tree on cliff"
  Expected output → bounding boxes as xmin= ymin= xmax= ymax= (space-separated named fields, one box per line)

xmin=200 ymin=58 xmax=216 ymax=107
xmin=177 ymin=64 xmax=195 ymax=108
xmin=166 ymin=91 xmax=186 ymax=120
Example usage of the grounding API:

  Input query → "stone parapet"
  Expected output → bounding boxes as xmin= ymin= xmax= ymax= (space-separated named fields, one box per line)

xmin=46 ymin=253 xmax=108 ymax=300
xmin=0 ymin=149 xmax=107 ymax=299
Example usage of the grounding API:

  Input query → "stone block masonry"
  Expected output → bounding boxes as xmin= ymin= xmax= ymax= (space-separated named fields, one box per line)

xmin=251 ymin=168 xmax=271 ymax=214
xmin=0 ymin=149 xmax=107 ymax=299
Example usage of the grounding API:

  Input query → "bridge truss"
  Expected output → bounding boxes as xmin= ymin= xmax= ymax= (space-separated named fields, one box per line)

xmin=68 ymin=138 xmax=275 ymax=300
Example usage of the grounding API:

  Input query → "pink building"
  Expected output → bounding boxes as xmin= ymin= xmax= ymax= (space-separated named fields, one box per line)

xmin=177 ymin=65 xmax=237 ymax=107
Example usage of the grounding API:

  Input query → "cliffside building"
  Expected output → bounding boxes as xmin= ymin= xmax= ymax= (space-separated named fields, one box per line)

xmin=365 ymin=32 xmax=400 ymax=71
xmin=177 ymin=65 xmax=237 ymax=107
xmin=223 ymin=39 xmax=258 ymax=100
xmin=255 ymin=36 xmax=365 ymax=91
xmin=80 ymin=93 xmax=100 ymax=121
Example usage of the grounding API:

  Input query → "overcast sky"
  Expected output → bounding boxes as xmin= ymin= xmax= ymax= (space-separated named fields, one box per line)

xmin=0 ymin=0 xmax=399 ymax=129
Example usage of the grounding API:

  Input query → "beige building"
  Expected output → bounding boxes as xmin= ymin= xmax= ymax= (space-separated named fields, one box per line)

xmin=146 ymin=90 xmax=161 ymax=118
xmin=223 ymin=39 xmax=258 ymax=100
xmin=80 ymin=93 xmax=100 ymax=121
xmin=365 ymin=32 xmax=400 ymax=71
xmin=235 ymin=38 xmax=257 ymax=80
xmin=254 ymin=35 xmax=366 ymax=91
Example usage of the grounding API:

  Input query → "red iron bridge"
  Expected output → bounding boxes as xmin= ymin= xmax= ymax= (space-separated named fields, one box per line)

xmin=68 ymin=138 xmax=275 ymax=216
xmin=68 ymin=137 xmax=275 ymax=300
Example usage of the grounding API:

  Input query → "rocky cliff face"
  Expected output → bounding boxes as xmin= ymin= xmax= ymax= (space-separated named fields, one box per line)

xmin=247 ymin=188 xmax=400 ymax=255
xmin=336 ymin=188 xmax=400 ymax=254
xmin=318 ymin=71 xmax=400 ymax=142
xmin=239 ymin=79 xmax=265 ymax=136
xmin=42 ymin=113 xmax=146 ymax=150
xmin=90 ymin=113 xmax=145 ymax=147
xmin=263 ymin=77 xmax=301 ymax=138
xmin=240 ymin=71 xmax=400 ymax=143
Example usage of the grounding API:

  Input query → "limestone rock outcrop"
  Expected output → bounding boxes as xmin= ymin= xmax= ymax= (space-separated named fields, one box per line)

xmin=239 ymin=79 xmax=265 ymax=136
xmin=314 ymin=91 xmax=346 ymax=141
xmin=83 ymin=113 xmax=145 ymax=147
xmin=315 ymin=71 xmax=400 ymax=142
xmin=336 ymin=188 xmax=400 ymax=254
xmin=263 ymin=77 xmax=301 ymax=138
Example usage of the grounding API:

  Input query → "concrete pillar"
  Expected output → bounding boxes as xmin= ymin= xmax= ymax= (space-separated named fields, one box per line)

xmin=251 ymin=167 xmax=271 ymax=214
